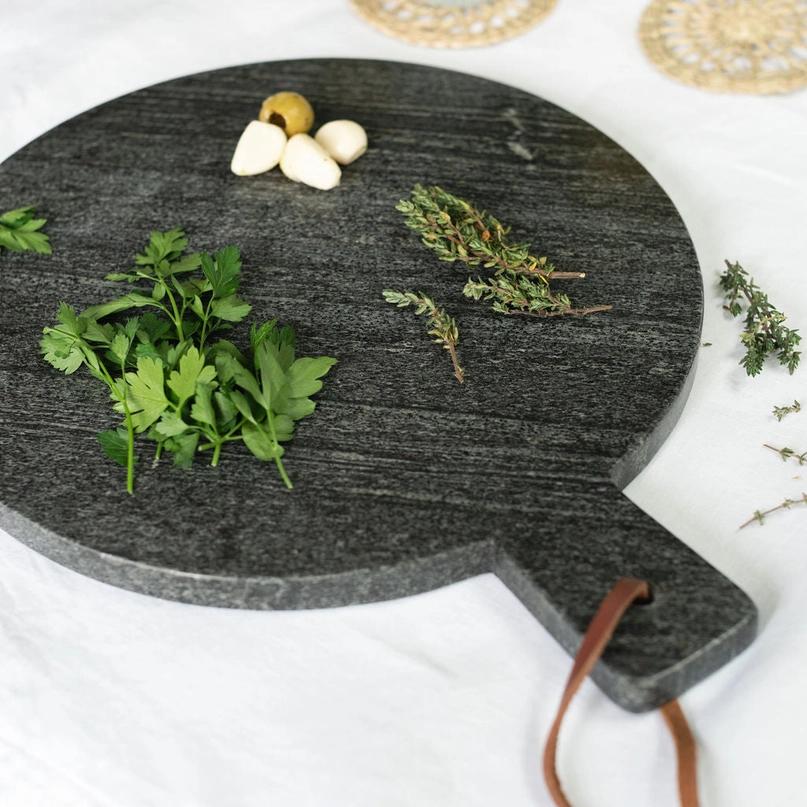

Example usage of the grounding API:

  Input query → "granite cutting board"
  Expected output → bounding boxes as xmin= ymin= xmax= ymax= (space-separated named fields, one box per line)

xmin=0 ymin=59 xmax=756 ymax=712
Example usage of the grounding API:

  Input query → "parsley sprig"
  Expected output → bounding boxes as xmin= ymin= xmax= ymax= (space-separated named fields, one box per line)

xmin=0 ymin=206 xmax=51 ymax=254
xmin=40 ymin=229 xmax=336 ymax=493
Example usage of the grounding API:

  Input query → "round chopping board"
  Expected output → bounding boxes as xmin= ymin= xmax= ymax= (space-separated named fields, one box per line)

xmin=0 ymin=59 xmax=755 ymax=712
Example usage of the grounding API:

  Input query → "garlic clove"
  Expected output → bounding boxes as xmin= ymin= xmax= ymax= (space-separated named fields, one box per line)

xmin=314 ymin=120 xmax=368 ymax=166
xmin=280 ymin=134 xmax=341 ymax=190
xmin=230 ymin=121 xmax=287 ymax=176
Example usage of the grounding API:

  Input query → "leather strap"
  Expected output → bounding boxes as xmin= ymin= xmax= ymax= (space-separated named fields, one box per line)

xmin=542 ymin=577 xmax=700 ymax=807
xmin=660 ymin=699 xmax=700 ymax=807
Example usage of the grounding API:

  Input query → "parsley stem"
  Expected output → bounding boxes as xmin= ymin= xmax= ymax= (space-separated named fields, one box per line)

xmin=199 ymin=434 xmax=243 ymax=449
xmin=223 ymin=420 xmax=244 ymax=439
xmin=211 ymin=441 xmax=222 ymax=467
xmin=169 ymin=297 xmax=184 ymax=342
xmin=258 ymin=371 xmax=293 ymax=489
xmin=97 ymin=359 xmax=135 ymax=494
xmin=274 ymin=454 xmax=292 ymax=489
xmin=119 ymin=358 xmax=135 ymax=494
xmin=160 ymin=279 xmax=184 ymax=342
xmin=123 ymin=413 xmax=135 ymax=493
xmin=264 ymin=409 xmax=292 ymax=489
xmin=199 ymin=297 xmax=214 ymax=349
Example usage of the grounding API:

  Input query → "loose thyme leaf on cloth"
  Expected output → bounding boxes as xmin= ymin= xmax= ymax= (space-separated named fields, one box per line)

xmin=40 ymin=229 xmax=336 ymax=494
xmin=383 ymin=289 xmax=464 ymax=383
xmin=396 ymin=184 xmax=611 ymax=318
xmin=772 ymin=400 xmax=801 ymax=421
xmin=719 ymin=260 xmax=801 ymax=376
xmin=764 ymin=444 xmax=807 ymax=465
xmin=741 ymin=494 xmax=807 ymax=529
xmin=743 ymin=443 xmax=807 ymax=528
xmin=0 ymin=206 xmax=51 ymax=254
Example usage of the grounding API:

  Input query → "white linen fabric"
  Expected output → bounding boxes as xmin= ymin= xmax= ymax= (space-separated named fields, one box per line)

xmin=1 ymin=2 xmax=806 ymax=805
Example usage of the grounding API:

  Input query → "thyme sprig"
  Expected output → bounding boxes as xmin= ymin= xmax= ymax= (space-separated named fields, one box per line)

xmin=719 ymin=261 xmax=801 ymax=376
xmin=396 ymin=184 xmax=583 ymax=280
xmin=396 ymin=185 xmax=611 ymax=318
xmin=743 ymin=444 xmax=807 ymax=527
xmin=741 ymin=494 xmax=807 ymax=529
xmin=764 ymin=444 xmax=807 ymax=465
xmin=773 ymin=400 xmax=801 ymax=421
xmin=383 ymin=289 xmax=464 ymax=383
xmin=463 ymin=275 xmax=612 ymax=318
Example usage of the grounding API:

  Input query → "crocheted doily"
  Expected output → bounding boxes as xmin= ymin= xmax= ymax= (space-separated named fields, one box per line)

xmin=350 ymin=0 xmax=557 ymax=48
xmin=639 ymin=0 xmax=807 ymax=94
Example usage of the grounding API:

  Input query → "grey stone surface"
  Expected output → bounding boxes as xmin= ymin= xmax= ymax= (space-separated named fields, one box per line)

xmin=0 ymin=59 xmax=756 ymax=712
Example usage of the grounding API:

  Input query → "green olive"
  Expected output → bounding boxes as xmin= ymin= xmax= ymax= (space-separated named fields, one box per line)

xmin=258 ymin=92 xmax=314 ymax=136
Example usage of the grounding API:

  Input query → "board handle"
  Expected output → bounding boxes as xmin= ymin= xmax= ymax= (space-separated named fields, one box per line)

xmin=493 ymin=484 xmax=757 ymax=712
xmin=543 ymin=577 xmax=700 ymax=807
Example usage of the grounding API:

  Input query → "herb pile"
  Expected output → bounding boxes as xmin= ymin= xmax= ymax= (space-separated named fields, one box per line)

xmin=0 ymin=206 xmax=51 ymax=255
xmin=40 ymin=229 xmax=336 ymax=493
xmin=386 ymin=185 xmax=611 ymax=381
xmin=719 ymin=260 xmax=800 ymax=376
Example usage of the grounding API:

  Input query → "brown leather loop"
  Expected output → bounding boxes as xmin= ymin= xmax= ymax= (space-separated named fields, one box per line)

xmin=660 ymin=699 xmax=700 ymax=807
xmin=542 ymin=577 xmax=700 ymax=807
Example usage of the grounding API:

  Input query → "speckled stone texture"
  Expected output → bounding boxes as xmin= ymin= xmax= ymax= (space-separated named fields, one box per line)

xmin=0 ymin=59 xmax=755 ymax=712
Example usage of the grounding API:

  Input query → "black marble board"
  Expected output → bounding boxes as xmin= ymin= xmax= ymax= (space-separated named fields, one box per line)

xmin=0 ymin=59 xmax=756 ymax=712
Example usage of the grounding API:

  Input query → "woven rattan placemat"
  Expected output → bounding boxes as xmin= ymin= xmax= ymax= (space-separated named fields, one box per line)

xmin=350 ymin=0 xmax=557 ymax=48
xmin=640 ymin=0 xmax=807 ymax=94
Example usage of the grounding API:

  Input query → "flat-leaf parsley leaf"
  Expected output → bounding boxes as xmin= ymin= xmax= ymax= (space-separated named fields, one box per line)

xmin=0 ymin=206 xmax=51 ymax=255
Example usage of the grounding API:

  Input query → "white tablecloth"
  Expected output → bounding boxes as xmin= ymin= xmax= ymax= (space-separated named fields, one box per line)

xmin=2 ymin=2 xmax=806 ymax=805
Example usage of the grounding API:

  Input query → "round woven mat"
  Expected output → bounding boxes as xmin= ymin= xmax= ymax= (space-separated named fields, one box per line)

xmin=639 ymin=0 xmax=807 ymax=94
xmin=350 ymin=0 xmax=557 ymax=48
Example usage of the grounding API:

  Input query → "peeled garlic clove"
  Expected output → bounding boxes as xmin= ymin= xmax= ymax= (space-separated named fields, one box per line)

xmin=280 ymin=134 xmax=341 ymax=190
xmin=314 ymin=120 xmax=368 ymax=165
xmin=230 ymin=121 xmax=287 ymax=176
